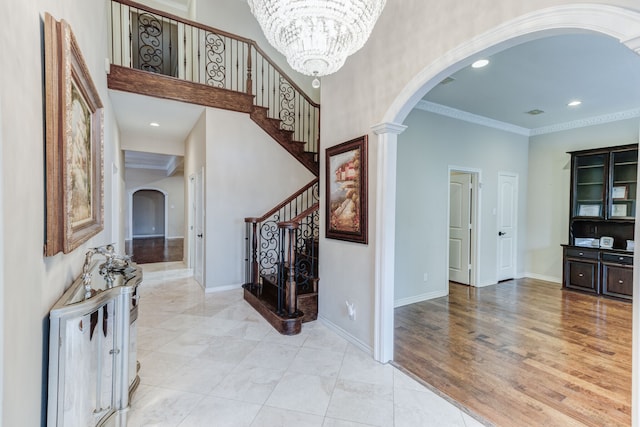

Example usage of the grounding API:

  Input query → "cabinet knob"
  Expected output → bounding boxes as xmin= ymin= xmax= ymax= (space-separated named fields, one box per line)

xmin=578 ymin=252 xmax=584 ymax=256
xmin=619 ymin=257 xmax=625 ymax=261
xmin=619 ymin=280 xmax=624 ymax=284
xmin=578 ymin=273 xmax=584 ymax=277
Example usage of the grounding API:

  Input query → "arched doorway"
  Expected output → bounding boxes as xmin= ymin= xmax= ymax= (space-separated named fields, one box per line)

xmin=126 ymin=187 xmax=183 ymax=263
xmin=372 ymin=3 xmax=640 ymax=422
xmin=132 ymin=189 xmax=166 ymax=238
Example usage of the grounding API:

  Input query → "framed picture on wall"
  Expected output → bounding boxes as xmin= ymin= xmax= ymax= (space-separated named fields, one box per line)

xmin=44 ymin=14 xmax=104 ymax=256
xmin=325 ymin=135 xmax=368 ymax=244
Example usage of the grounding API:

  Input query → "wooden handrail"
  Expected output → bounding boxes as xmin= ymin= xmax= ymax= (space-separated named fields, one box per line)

xmin=283 ymin=203 xmax=319 ymax=227
xmin=113 ymin=0 xmax=319 ymax=108
xmin=246 ymin=178 xmax=318 ymax=223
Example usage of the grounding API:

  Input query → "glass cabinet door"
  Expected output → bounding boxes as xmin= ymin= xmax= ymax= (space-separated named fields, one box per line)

xmin=574 ymin=153 xmax=606 ymax=218
xmin=609 ymin=149 xmax=637 ymax=219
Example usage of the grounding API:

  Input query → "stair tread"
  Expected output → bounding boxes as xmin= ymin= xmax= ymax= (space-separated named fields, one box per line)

xmin=249 ymin=105 xmax=319 ymax=177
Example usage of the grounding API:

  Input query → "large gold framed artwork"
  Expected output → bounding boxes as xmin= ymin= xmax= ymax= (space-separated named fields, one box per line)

xmin=44 ymin=13 xmax=104 ymax=256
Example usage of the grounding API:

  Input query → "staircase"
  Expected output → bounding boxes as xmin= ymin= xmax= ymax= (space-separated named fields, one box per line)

xmin=107 ymin=0 xmax=320 ymax=334
xmin=107 ymin=0 xmax=320 ymax=175
xmin=243 ymin=179 xmax=319 ymax=335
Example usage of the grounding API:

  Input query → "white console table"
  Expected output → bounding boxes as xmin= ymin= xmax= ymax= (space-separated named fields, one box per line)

xmin=47 ymin=255 xmax=142 ymax=427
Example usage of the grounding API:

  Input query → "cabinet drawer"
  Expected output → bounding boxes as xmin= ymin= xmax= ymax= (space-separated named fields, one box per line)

xmin=566 ymin=260 xmax=598 ymax=293
xmin=602 ymin=264 xmax=633 ymax=300
xmin=601 ymin=253 xmax=633 ymax=265
xmin=565 ymin=248 xmax=599 ymax=260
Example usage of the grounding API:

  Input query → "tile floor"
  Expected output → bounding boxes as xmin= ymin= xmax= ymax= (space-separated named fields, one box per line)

xmin=129 ymin=262 xmax=486 ymax=427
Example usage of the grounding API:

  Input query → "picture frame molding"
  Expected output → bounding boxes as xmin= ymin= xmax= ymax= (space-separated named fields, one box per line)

xmin=45 ymin=14 xmax=104 ymax=256
xmin=325 ymin=135 xmax=368 ymax=244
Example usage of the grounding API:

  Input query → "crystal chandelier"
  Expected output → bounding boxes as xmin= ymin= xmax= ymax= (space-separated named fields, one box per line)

xmin=248 ymin=0 xmax=386 ymax=80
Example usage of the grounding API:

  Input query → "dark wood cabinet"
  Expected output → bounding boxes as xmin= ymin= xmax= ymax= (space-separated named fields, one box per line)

xmin=562 ymin=144 xmax=636 ymax=301
xmin=564 ymin=247 xmax=599 ymax=294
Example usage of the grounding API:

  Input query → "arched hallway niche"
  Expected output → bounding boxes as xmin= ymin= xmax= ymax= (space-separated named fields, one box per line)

xmin=371 ymin=4 xmax=640 ymax=426
xmin=126 ymin=188 xmax=183 ymax=264
xmin=132 ymin=189 xmax=166 ymax=238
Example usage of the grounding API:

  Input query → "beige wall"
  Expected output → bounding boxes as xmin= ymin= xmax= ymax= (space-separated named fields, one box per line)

xmin=203 ymin=108 xmax=314 ymax=290
xmin=0 ymin=1 xmax=121 ymax=425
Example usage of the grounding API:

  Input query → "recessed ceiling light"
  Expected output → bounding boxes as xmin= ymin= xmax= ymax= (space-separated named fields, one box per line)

xmin=471 ymin=59 xmax=489 ymax=69
xmin=568 ymin=100 xmax=582 ymax=107
xmin=149 ymin=122 xmax=160 ymax=127
xmin=525 ymin=109 xmax=545 ymax=115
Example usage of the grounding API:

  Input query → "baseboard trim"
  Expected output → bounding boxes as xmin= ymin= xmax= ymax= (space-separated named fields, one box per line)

xmin=523 ymin=272 xmax=561 ymax=284
xmin=476 ymin=280 xmax=496 ymax=287
xmin=132 ymin=234 xmax=165 ymax=238
xmin=394 ymin=289 xmax=448 ymax=308
xmin=319 ymin=315 xmax=373 ymax=356
xmin=204 ymin=283 xmax=243 ymax=293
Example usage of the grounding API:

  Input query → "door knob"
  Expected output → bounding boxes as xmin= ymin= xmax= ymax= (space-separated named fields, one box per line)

xmin=498 ymin=231 xmax=506 ymax=236
xmin=197 ymin=233 xmax=203 ymax=238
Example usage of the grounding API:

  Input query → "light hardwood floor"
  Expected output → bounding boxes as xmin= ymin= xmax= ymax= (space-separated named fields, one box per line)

xmin=394 ymin=278 xmax=631 ymax=427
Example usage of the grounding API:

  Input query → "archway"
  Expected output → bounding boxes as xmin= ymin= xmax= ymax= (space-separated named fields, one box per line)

xmin=372 ymin=3 xmax=640 ymax=421
xmin=131 ymin=189 xmax=167 ymax=238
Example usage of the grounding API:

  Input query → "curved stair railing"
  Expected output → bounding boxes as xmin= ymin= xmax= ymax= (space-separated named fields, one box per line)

xmin=108 ymin=0 xmax=320 ymax=171
xmin=244 ymin=179 xmax=319 ymax=330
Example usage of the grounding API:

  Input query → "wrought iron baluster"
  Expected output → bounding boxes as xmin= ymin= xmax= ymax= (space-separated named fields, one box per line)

xmin=246 ymin=44 xmax=252 ymax=95
xmin=197 ymin=29 xmax=201 ymax=84
xmin=260 ymin=57 xmax=265 ymax=108
xmin=205 ymin=31 xmax=225 ymax=87
xmin=136 ymin=12 xmax=163 ymax=74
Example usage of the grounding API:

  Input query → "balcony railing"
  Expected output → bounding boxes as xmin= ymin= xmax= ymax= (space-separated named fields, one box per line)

xmin=108 ymin=0 xmax=320 ymax=155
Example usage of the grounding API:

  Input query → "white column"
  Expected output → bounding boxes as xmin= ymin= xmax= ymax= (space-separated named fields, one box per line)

xmin=371 ymin=122 xmax=406 ymax=363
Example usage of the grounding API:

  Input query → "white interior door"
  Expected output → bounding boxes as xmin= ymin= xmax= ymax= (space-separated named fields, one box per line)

xmin=188 ymin=174 xmax=195 ymax=269
xmin=449 ymin=172 xmax=472 ymax=284
xmin=194 ymin=168 xmax=205 ymax=286
xmin=497 ymin=172 xmax=518 ymax=281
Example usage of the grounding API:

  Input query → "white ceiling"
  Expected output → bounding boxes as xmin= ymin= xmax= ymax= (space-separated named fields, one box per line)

xmin=422 ymin=33 xmax=640 ymax=134
xmin=110 ymin=91 xmax=203 ymax=173
xmin=109 ymin=33 xmax=640 ymax=170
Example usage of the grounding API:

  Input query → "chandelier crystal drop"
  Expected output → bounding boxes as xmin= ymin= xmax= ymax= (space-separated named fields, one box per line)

xmin=248 ymin=0 xmax=386 ymax=77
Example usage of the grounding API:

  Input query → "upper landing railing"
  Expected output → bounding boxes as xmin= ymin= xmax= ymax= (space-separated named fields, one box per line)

xmin=108 ymin=0 xmax=320 ymax=156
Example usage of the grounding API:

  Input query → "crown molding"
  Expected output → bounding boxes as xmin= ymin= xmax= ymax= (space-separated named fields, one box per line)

xmin=124 ymin=162 xmax=168 ymax=171
xmin=415 ymin=100 xmax=640 ymax=137
xmin=415 ymin=100 xmax=530 ymax=136
xmin=529 ymin=108 xmax=640 ymax=136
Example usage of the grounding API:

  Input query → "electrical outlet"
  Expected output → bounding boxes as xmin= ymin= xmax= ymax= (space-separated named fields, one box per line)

xmin=346 ymin=301 xmax=356 ymax=321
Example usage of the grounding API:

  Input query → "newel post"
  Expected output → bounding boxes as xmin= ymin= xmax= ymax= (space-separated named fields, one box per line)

xmin=279 ymin=221 xmax=298 ymax=316
xmin=245 ymin=217 xmax=259 ymax=285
